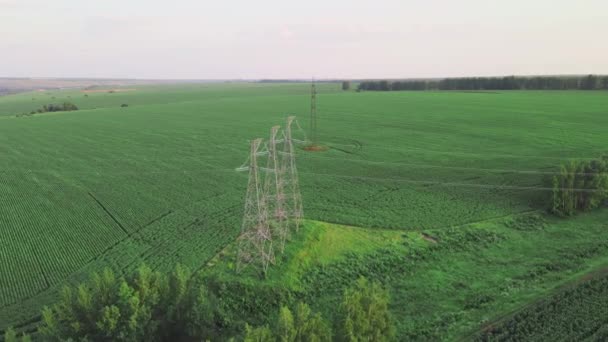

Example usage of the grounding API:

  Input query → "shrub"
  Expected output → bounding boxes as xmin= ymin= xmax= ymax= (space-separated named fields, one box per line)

xmin=39 ymin=264 xmax=221 ymax=341
xmin=338 ymin=277 xmax=395 ymax=342
xmin=546 ymin=156 xmax=608 ymax=216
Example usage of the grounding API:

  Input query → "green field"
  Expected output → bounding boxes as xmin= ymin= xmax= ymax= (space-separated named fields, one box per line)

xmin=205 ymin=213 xmax=608 ymax=340
xmin=1 ymin=84 xmax=607 ymax=337
xmin=476 ymin=267 xmax=608 ymax=341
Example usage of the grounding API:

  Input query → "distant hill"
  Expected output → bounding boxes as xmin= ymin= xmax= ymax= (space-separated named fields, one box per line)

xmin=0 ymin=78 xmax=226 ymax=95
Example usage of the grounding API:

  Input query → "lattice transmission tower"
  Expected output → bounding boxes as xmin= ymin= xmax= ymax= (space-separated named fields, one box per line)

xmin=236 ymin=138 xmax=275 ymax=274
xmin=309 ymin=80 xmax=318 ymax=145
xmin=236 ymin=117 xmax=305 ymax=273
xmin=264 ymin=126 xmax=289 ymax=253
xmin=282 ymin=116 xmax=304 ymax=232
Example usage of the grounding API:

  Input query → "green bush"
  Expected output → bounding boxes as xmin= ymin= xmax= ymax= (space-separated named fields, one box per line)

xmin=39 ymin=264 xmax=221 ymax=341
xmin=338 ymin=278 xmax=395 ymax=342
xmin=547 ymin=157 xmax=608 ymax=216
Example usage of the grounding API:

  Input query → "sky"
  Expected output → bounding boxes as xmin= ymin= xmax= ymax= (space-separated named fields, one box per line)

xmin=1 ymin=0 xmax=607 ymax=79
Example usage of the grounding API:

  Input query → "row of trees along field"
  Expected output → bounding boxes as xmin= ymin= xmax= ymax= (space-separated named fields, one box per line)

xmin=3 ymin=265 xmax=394 ymax=342
xmin=357 ymin=75 xmax=608 ymax=91
xmin=546 ymin=156 xmax=608 ymax=217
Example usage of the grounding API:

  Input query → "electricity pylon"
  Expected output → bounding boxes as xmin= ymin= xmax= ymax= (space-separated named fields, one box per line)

xmin=282 ymin=116 xmax=304 ymax=232
xmin=235 ymin=117 xmax=305 ymax=273
xmin=236 ymin=138 xmax=274 ymax=274
xmin=309 ymin=80 xmax=318 ymax=145
xmin=264 ymin=126 xmax=289 ymax=252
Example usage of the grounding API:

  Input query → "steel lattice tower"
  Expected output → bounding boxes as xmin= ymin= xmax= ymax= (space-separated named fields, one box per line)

xmin=282 ymin=116 xmax=304 ymax=232
xmin=264 ymin=126 xmax=289 ymax=252
xmin=235 ymin=117 xmax=305 ymax=274
xmin=236 ymin=138 xmax=275 ymax=274
xmin=309 ymin=80 xmax=318 ymax=145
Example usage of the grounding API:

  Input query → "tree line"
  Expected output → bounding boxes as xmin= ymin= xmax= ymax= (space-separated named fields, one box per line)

xmin=546 ymin=156 xmax=608 ymax=217
xmin=37 ymin=102 xmax=79 ymax=113
xmin=3 ymin=265 xmax=394 ymax=342
xmin=16 ymin=102 xmax=79 ymax=118
xmin=357 ymin=75 xmax=608 ymax=91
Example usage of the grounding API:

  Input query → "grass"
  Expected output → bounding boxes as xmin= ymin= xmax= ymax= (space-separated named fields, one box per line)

xmin=205 ymin=211 xmax=608 ymax=340
xmin=206 ymin=220 xmax=416 ymax=289
xmin=0 ymin=84 xmax=607 ymax=335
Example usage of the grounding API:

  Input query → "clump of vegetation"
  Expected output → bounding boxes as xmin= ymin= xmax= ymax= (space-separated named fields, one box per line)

xmin=39 ymin=102 xmax=78 ymax=112
xmin=546 ymin=156 xmax=608 ymax=216
xmin=338 ymin=277 xmax=395 ymax=341
xmin=121 ymin=103 xmax=129 ymax=107
xmin=24 ymin=263 xmax=394 ymax=342
xmin=504 ymin=214 xmax=546 ymax=231
xmin=16 ymin=102 xmax=79 ymax=117
xmin=432 ymin=227 xmax=506 ymax=251
xmin=244 ymin=303 xmax=332 ymax=342
xmin=463 ymin=293 xmax=495 ymax=310
xmin=39 ymin=264 xmax=221 ymax=341
xmin=244 ymin=277 xmax=393 ymax=342
xmin=341 ymin=81 xmax=351 ymax=91
xmin=2 ymin=328 xmax=30 ymax=342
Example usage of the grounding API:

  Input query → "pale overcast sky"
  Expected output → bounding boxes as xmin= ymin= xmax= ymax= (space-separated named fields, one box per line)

xmin=1 ymin=0 xmax=607 ymax=79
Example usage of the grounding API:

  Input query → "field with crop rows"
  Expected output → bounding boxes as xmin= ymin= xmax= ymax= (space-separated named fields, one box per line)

xmin=1 ymin=83 xmax=608 ymax=333
xmin=476 ymin=269 xmax=608 ymax=341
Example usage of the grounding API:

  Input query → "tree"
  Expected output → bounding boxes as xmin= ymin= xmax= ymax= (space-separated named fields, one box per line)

xmin=38 ymin=264 xmax=220 ymax=342
xmin=338 ymin=278 xmax=394 ymax=342
xmin=276 ymin=306 xmax=297 ymax=342
xmin=547 ymin=157 xmax=608 ymax=216
xmin=580 ymin=74 xmax=598 ymax=90
xmin=379 ymin=80 xmax=390 ymax=91
xmin=244 ymin=324 xmax=274 ymax=342
xmin=341 ymin=81 xmax=351 ymax=91
xmin=245 ymin=302 xmax=332 ymax=342
xmin=293 ymin=302 xmax=332 ymax=342
xmin=3 ymin=328 xmax=31 ymax=342
xmin=602 ymin=76 xmax=608 ymax=90
xmin=186 ymin=283 xmax=218 ymax=339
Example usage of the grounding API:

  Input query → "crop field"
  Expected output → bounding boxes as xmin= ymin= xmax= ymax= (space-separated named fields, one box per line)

xmin=476 ymin=268 xmax=608 ymax=341
xmin=0 ymin=83 xmax=608 ymax=335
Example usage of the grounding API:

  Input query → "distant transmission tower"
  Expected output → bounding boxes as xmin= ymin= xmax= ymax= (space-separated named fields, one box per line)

xmin=282 ymin=116 xmax=304 ymax=232
xmin=236 ymin=138 xmax=275 ymax=274
xmin=309 ymin=80 xmax=318 ymax=145
xmin=264 ymin=126 xmax=289 ymax=252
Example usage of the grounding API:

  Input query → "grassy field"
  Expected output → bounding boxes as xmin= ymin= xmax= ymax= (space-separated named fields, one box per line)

xmin=0 ymin=84 xmax=607 ymax=335
xmin=206 ymin=213 xmax=608 ymax=340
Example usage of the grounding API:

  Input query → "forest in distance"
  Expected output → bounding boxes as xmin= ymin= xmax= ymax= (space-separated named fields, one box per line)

xmin=357 ymin=74 xmax=608 ymax=91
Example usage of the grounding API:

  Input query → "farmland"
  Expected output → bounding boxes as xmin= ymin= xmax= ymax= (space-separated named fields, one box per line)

xmin=1 ymin=83 xmax=608 ymax=338
xmin=476 ymin=267 xmax=608 ymax=341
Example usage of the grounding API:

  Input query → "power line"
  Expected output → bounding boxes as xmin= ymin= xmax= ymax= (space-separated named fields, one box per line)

xmin=298 ymin=154 xmax=606 ymax=177
xmin=324 ymin=142 xmax=605 ymax=161
xmin=1 ymin=167 xmax=606 ymax=193
xmin=297 ymin=171 xmax=608 ymax=193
